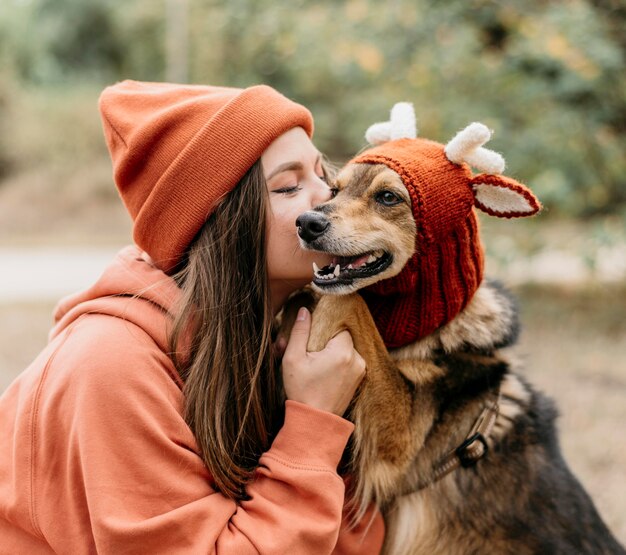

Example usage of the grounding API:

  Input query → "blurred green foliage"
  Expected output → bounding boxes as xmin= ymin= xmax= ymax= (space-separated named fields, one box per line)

xmin=0 ymin=0 xmax=625 ymax=217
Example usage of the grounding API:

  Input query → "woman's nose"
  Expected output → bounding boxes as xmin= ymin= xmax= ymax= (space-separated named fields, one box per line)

xmin=312 ymin=179 xmax=333 ymax=205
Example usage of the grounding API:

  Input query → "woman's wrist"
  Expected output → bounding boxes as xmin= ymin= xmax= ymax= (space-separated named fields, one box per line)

xmin=266 ymin=400 xmax=354 ymax=471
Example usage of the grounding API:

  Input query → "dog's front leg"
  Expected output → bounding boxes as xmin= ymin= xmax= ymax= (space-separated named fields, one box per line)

xmin=307 ymin=294 xmax=434 ymax=508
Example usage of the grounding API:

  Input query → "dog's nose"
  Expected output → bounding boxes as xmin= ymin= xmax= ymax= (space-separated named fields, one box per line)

xmin=296 ymin=211 xmax=330 ymax=242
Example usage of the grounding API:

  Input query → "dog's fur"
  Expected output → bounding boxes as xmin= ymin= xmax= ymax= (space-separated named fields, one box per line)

xmin=280 ymin=164 xmax=625 ymax=554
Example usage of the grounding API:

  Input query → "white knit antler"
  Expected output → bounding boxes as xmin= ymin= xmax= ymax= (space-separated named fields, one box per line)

xmin=444 ymin=122 xmax=505 ymax=174
xmin=365 ymin=102 xmax=417 ymax=145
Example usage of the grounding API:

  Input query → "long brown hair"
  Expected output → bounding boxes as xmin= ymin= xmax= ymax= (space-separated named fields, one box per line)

xmin=169 ymin=159 xmax=283 ymax=501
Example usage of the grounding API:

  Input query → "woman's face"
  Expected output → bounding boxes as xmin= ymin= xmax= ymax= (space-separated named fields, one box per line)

xmin=261 ymin=127 xmax=333 ymax=308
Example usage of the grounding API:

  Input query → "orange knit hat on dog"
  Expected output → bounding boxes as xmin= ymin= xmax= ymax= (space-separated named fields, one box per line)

xmin=99 ymin=80 xmax=313 ymax=271
xmin=353 ymin=103 xmax=541 ymax=347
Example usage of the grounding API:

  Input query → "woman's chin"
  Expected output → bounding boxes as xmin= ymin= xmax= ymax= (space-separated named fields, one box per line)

xmin=268 ymin=255 xmax=333 ymax=294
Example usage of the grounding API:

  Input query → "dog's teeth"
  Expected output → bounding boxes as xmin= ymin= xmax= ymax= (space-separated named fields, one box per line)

xmin=367 ymin=255 xmax=376 ymax=264
xmin=313 ymin=262 xmax=320 ymax=274
xmin=374 ymin=250 xmax=384 ymax=258
xmin=347 ymin=264 xmax=353 ymax=269
xmin=334 ymin=264 xmax=341 ymax=277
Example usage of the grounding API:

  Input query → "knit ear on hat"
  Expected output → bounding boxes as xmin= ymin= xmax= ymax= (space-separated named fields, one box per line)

xmin=470 ymin=174 xmax=541 ymax=218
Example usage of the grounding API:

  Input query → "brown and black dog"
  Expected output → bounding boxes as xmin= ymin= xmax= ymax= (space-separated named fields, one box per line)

xmin=280 ymin=148 xmax=624 ymax=554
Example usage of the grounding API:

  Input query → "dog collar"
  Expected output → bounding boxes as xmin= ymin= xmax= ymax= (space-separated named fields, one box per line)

xmin=406 ymin=389 xmax=501 ymax=494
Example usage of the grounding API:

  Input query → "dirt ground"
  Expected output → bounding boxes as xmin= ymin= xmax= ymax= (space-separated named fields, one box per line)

xmin=1 ymin=285 xmax=625 ymax=544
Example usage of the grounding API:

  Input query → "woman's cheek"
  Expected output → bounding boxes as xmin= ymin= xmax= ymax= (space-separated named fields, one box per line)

xmin=267 ymin=210 xmax=297 ymax=261
xmin=278 ymin=206 xmax=299 ymax=239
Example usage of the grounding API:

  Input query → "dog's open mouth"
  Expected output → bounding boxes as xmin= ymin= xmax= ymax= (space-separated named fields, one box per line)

xmin=312 ymin=250 xmax=392 ymax=287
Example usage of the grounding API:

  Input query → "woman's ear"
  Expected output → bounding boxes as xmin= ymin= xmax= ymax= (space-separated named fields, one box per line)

xmin=470 ymin=174 xmax=541 ymax=218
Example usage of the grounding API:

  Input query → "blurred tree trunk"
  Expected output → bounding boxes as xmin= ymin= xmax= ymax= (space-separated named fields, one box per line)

xmin=589 ymin=0 xmax=626 ymax=133
xmin=166 ymin=0 xmax=189 ymax=83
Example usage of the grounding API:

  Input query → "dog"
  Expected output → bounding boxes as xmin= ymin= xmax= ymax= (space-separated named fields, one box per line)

xmin=279 ymin=105 xmax=625 ymax=555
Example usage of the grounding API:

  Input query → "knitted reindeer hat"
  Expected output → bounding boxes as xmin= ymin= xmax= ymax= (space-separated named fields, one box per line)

xmin=353 ymin=103 xmax=541 ymax=348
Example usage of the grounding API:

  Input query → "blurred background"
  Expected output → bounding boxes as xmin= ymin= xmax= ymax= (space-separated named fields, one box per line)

xmin=1 ymin=0 xmax=624 ymax=542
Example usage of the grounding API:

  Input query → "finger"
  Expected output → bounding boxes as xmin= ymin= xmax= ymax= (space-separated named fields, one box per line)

xmin=325 ymin=329 xmax=354 ymax=350
xmin=284 ymin=307 xmax=311 ymax=357
xmin=273 ymin=335 xmax=288 ymax=359
xmin=353 ymin=351 xmax=367 ymax=377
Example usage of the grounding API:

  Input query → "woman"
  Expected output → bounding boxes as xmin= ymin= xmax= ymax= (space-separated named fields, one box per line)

xmin=0 ymin=81 xmax=384 ymax=553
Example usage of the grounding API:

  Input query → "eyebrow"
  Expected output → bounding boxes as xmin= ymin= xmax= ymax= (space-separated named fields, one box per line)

xmin=266 ymin=154 xmax=322 ymax=181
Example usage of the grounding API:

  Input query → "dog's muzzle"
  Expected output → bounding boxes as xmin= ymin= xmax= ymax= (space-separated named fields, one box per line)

xmin=296 ymin=211 xmax=329 ymax=243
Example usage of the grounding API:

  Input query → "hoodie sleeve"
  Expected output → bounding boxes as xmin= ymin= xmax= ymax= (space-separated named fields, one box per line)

xmin=333 ymin=487 xmax=385 ymax=554
xmin=29 ymin=315 xmax=382 ymax=554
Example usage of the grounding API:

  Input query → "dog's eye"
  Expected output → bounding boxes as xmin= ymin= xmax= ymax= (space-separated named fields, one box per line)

xmin=329 ymin=187 xmax=339 ymax=198
xmin=375 ymin=190 xmax=402 ymax=206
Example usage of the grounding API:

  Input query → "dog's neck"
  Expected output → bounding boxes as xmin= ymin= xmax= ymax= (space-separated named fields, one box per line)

xmin=389 ymin=279 xmax=519 ymax=361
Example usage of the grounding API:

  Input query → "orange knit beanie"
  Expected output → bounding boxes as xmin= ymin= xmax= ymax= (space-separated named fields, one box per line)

xmin=352 ymin=103 xmax=541 ymax=347
xmin=99 ymin=80 xmax=314 ymax=271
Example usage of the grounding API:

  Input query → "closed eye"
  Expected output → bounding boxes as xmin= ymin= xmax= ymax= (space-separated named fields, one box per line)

xmin=273 ymin=185 xmax=302 ymax=195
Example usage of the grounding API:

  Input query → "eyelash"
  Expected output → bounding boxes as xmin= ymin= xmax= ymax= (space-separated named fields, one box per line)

xmin=274 ymin=184 xmax=302 ymax=195
xmin=274 ymin=175 xmax=327 ymax=195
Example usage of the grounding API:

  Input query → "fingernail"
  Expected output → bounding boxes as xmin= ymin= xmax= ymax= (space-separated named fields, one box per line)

xmin=296 ymin=307 xmax=309 ymax=321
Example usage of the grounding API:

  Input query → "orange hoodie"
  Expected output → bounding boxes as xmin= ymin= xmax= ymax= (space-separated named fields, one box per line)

xmin=0 ymin=246 xmax=384 ymax=554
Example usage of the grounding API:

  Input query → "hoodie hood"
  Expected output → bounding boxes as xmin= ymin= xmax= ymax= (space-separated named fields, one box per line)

xmin=50 ymin=246 xmax=182 ymax=356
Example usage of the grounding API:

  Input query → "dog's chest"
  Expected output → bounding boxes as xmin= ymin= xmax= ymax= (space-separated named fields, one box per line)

xmin=383 ymin=491 xmax=448 ymax=555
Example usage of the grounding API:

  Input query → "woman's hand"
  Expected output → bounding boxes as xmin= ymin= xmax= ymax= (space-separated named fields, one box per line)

xmin=280 ymin=307 xmax=366 ymax=417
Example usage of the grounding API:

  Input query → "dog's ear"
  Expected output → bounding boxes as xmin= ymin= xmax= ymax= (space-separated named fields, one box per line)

xmin=470 ymin=174 xmax=541 ymax=218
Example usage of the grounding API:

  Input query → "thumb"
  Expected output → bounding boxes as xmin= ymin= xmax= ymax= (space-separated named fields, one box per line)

xmin=284 ymin=307 xmax=311 ymax=356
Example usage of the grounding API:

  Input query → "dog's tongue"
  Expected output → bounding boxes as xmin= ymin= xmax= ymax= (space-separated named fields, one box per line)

xmin=334 ymin=254 xmax=371 ymax=269
xmin=350 ymin=254 xmax=371 ymax=268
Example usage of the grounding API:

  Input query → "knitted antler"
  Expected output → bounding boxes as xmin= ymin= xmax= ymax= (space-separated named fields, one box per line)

xmin=365 ymin=102 xmax=417 ymax=145
xmin=444 ymin=122 xmax=505 ymax=174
